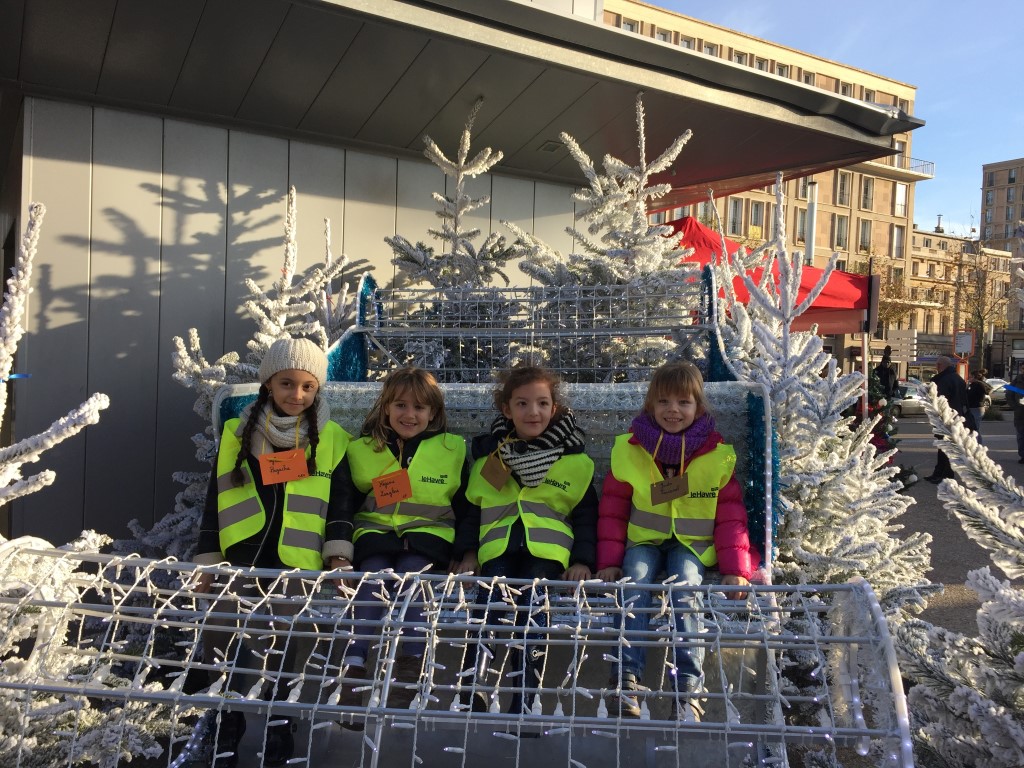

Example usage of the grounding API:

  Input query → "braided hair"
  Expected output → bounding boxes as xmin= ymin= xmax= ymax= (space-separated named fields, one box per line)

xmin=229 ymin=386 xmax=322 ymax=486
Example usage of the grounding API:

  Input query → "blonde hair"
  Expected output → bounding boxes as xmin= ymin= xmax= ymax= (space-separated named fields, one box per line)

xmin=493 ymin=365 xmax=564 ymax=413
xmin=643 ymin=362 xmax=709 ymax=416
xmin=361 ymin=367 xmax=447 ymax=450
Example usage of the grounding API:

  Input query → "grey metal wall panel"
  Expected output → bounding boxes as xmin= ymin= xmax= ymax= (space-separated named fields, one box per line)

xmin=15 ymin=98 xmax=93 ymax=545
xmin=155 ymin=120 xmax=229 ymax=525
xmin=534 ymin=180 xmax=576 ymax=258
xmin=82 ymin=109 xmax=163 ymax=537
xmin=491 ymin=174 xmax=536 ymax=237
xmin=288 ymin=141 xmax=346 ymax=276
xmin=342 ymin=151 xmax=398 ymax=284
xmin=19 ymin=0 xmax=114 ymax=93
xmin=223 ymin=131 xmax=289 ymax=355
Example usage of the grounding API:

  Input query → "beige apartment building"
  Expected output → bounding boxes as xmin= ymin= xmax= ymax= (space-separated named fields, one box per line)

xmin=980 ymin=157 xmax=1024 ymax=376
xmin=603 ymin=0 xmax=935 ymax=369
xmin=908 ymin=226 xmax=1012 ymax=376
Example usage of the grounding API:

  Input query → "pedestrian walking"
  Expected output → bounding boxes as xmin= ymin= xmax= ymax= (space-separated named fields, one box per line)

xmin=925 ymin=356 xmax=972 ymax=483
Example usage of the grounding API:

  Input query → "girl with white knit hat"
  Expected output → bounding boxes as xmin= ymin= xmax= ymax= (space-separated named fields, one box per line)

xmin=176 ymin=337 xmax=352 ymax=768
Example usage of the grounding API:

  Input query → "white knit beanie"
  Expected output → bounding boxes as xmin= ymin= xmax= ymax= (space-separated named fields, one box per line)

xmin=258 ymin=338 xmax=328 ymax=386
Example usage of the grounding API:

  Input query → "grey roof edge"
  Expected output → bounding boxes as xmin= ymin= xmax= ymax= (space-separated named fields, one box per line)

xmin=318 ymin=0 xmax=924 ymax=138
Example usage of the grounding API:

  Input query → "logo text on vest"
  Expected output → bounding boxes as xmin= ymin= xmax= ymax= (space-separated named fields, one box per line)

xmin=543 ymin=478 xmax=571 ymax=491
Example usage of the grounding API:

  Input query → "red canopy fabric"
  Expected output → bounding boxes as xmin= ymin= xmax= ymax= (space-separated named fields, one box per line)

xmin=668 ymin=216 xmax=872 ymax=334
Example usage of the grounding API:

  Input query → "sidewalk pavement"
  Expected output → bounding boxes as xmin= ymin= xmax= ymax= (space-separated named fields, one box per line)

xmin=891 ymin=409 xmax=1021 ymax=635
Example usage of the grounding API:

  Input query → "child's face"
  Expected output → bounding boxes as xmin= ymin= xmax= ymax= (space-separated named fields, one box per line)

xmin=502 ymin=381 xmax=555 ymax=440
xmin=386 ymin=388 xmax=435 ymax=440
xmin=268 ymin=369 xmax=319 ymax=417
xmin=651 ymin=390 xmax=698 ymax=434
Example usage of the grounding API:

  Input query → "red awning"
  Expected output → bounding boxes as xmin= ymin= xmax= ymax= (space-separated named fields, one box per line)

xmin=669 ymin=216 xmax=873 ymax=334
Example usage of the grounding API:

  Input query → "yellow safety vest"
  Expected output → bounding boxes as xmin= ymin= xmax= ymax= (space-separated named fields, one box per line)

xmin=216 ymin=418 xmax=350 ymax=570
xmin=466 ymin=453 xmax=594 ymax=569
xmin=610 ymin=434 xmax=736 ymax=568
xmin=348 ymin=434 xmax=466 ymax=544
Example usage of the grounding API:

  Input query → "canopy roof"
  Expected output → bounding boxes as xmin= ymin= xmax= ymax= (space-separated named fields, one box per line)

xmin=0 ymin=0 xmax=922 ymax=205
xmin=671 ymin=216 xmax=874 ymax=334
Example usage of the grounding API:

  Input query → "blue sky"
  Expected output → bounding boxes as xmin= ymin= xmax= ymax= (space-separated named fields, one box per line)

xmin=657 ymin=0 xmax=1024 ymax=238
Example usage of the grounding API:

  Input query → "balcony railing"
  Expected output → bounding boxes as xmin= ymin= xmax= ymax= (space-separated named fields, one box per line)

xmin=867 ymin=153 xmax=935 ymax=176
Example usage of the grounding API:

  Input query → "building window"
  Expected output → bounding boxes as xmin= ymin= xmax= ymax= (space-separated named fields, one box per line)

xmin=864 ymin=88 xmax=875 ymax=102
xmin=1006 ymin=223 xmax=1013 ymax=239
xmin=985 ymin=224 xmax=993 ymax=239
xmin=923 ymin=237 xmax=932 ymax=248
xmin=940 ymin=316 xmax=948 ymax=335
xmin=840 ymin=82 xmax=852 ymax=96
xmin=894 ymin=183 xmax=908 ymax=217
xmin=796 ymin=177 xmax=809 ymax=199
xmin=836 ymin=171 xmax=852 ymax=206
xmin=695 ymin=200 xmax=714 ymax=222
xmin=622 ymin=18 xmax=638 ymax=32
xmin=679 ymin=36 xmax=694 ymax=49
xmin=704 ymin=43 xmax=718 ymax=56
xmin=836 ymin=259 xmax=847 ymax=271
xmin=926 ymin=263 xmax=934 ymax=278
xmin=1008 ymin=206 xmax=1015 ymax=222
xmin=803 ymin=71 xmax=815 ymax=85
xmin=938 ymin=240 xmax=947 ymax=251
xmin=986 ymin=190 xmax=995 ymax=205
xmin=832 ymin=214 xmax=849 ymax=249
xmin=892 ymin=225 xmax=905 ymax=259
xmin=796 ymin=208 xmax=807 ymax=242
xmin=755 ymin=57 xmax=768 ymax=71
xmin=924 ymin=313 xmax=933 ymax=334
xmin=911 ymin=261 xmax=919 ymax=276
xmin=909 ymin=311 xmax=917 ymax=330
xmin=1010 ymin=168 xmax=1018 ymax=184
xmin=861 ymin=177 xmax=874 ymax=210
xmin=1008 ymin=187 xmax=1016 ymax=203
xmin=749 ymin=201 xmax=765 ymax=239
xmin=892 ymin=266 xmax=904 ymax=283
xmin=727 ymin=198 xmax=744 ymax=235
xmin=650 ymin=211 xmax=666 ymax=225
xmin=655 ymin=29 xmax=672 ymax=42
xmin=985 ymin=208 xmax=993 ymax=224
xmin=776 ymin=63 xmax=789 ymax=78
xmin=859 ymin=219 xmax=872 ymax=253
xmin=987 ymin=171 xmax=995 ymax=187
xmin=898 ymin=98 xmax=910 ymax=112
xmin=732 ymin=52 xmax=747 ymax=65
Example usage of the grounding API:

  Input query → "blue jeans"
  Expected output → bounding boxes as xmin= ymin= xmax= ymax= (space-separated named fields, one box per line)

xmin=617 ymin=541 xmax=705 ymax=690
xmin=347 ymin=551 xmax=432 ymax=662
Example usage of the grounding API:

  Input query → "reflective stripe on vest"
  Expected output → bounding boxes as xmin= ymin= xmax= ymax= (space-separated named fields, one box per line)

xmin=610 ymin=433 xmax=735 ymax=567
xmin=216 ymin=418 xmax=350 ymax=570
xmin=348 ymin=434 xmax=466 ymax=543
xmin=466 ymin=453 xmax=594 ymax=569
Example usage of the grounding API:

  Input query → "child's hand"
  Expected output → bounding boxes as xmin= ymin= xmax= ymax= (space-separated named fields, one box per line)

xmin=328 ymin=556 xmax=356 ymax=591
xmin=721 ymin=574 xmax=750 ymax=600
xmin=451 ymin=552 xmax=479 ymax=576
xmin=563 ymin=563 xmax=592 ymax=581
xmin=596 ymin=567 xmax=623 ymax=582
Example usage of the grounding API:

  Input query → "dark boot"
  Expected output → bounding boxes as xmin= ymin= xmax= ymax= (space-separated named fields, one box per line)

xmin=608 ymin=671 xmax=642 ymax=718
xmin=171 ymin=710 xmax=246 ymax=768
xmin=338 ymin=664 xmax=366 ymax=731
xmin=387 ymin=655 xmax=422 ymax=710
xmin=506 ymin=648 xmax=543 ymax=717
xmin=262 ymin=717 xmax=295 ymax=767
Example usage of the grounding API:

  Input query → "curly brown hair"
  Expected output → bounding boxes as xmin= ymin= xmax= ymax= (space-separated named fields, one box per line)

xmin=492 ymin=365 xmax=565 ymax=413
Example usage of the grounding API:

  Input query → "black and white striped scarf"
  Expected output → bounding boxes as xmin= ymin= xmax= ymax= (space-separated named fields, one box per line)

xmin=490 ymin=409 xmax=586 ymax=487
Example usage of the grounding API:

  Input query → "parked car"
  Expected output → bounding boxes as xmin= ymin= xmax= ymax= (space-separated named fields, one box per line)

xmin=986 ymin=377 xmax=1009 ymax=404
xmin=891 ymin=390 xmax=925 ymax=418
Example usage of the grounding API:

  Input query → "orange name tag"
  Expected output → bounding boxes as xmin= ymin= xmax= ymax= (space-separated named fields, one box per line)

xmin=372 ymin=469 xmax=413 ymax=507
xmin=650 ymin=474 xmax=688 ymax=505
xmin=258 ymin=449 xmax=308 ymax=485
xmin=480 ymin=452 xmax=512 ymax=490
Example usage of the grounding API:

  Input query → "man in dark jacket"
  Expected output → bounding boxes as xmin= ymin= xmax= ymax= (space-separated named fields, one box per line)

xmin=925 ymin=355 xmax=971 ymax=483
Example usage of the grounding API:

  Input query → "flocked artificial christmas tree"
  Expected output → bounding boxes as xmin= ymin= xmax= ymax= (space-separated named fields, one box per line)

xmin=0 ymin=204 xmax=173 ymax=767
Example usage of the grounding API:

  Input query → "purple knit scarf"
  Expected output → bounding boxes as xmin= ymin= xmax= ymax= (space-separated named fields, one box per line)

xmin=629 ymin=411 xmax=715 ymax=467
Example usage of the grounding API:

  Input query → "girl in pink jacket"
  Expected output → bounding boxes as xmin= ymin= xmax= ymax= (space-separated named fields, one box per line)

xmin=595 ymin=362 xmax=753 ymax=722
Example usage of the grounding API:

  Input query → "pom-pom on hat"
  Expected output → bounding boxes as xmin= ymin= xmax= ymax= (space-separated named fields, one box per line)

xmin=258 ymin=338 xmax=328 ymax=386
